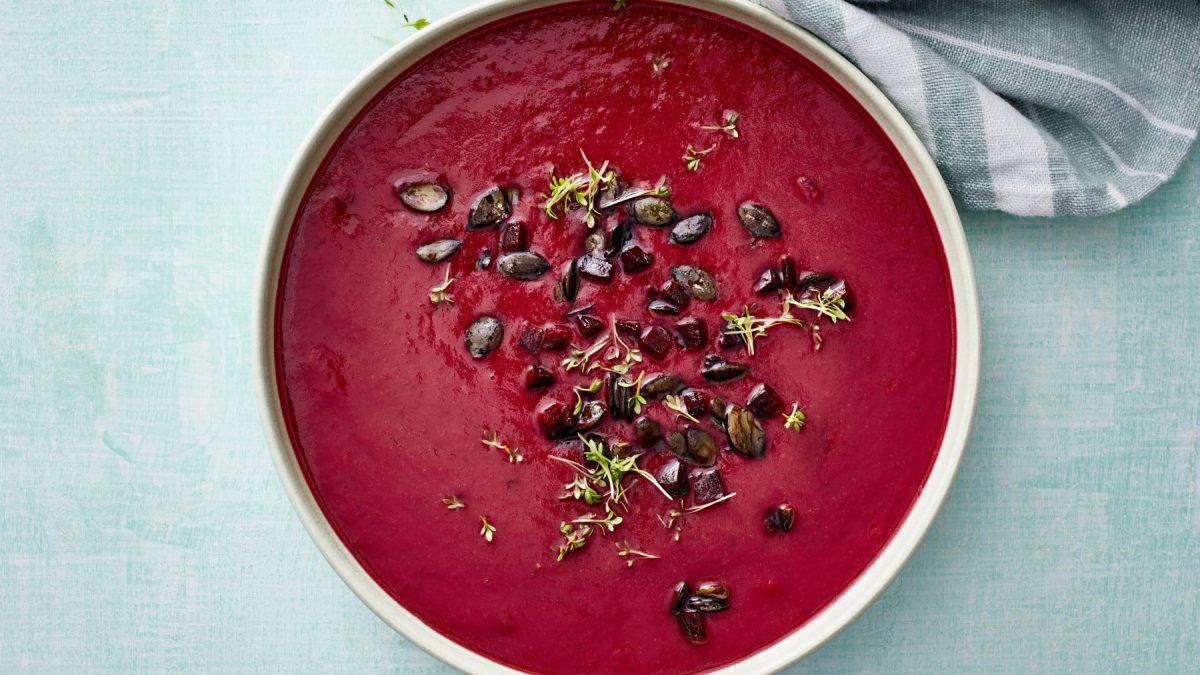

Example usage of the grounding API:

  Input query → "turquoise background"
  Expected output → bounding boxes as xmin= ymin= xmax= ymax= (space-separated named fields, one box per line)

xmin=1 ymin=1 xmax=1196 ymax=672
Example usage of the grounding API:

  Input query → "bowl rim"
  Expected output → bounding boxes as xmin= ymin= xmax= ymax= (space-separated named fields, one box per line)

xmin=253 ymin=0 xmax=981 ymax=672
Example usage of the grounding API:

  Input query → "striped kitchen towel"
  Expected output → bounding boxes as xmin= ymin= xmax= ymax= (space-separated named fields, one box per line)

xmin=755 ymin=0 xmax=1200 ymax=216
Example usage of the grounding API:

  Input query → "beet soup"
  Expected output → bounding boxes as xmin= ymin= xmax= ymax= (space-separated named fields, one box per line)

xmin=275 ymin=2 xmax=956 ymax=672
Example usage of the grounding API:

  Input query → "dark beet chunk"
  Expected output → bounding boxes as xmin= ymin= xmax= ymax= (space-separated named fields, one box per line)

xmin=577 ymin=254 xmax=614 ymax=283
xmin=676 ymin=611 xmax=708 ymax=645
xmin=638 ymin=324 xmax=674 ymax=359
xmin=753 ymin=267 xmax=782 ymax=294
xmin=574 ymin=313 xmax=605 ymax=338
xmin=779 ymin=255 xmax=796 ymax=288
xmin=465 ymin=316 xmax=503 ymax=358
xmin=615 ymin=319 xmax=641 ymax=339
xmin=524 ymin=365 xmax=555 ymax=390
xmin=675 ymin=317 xmax=708 ymax=350
xmin=660 ymin=279 xmax=692 ymax=309
xmin=746 ymin=383 xmax=783 ymax=416
xmin=537 ymin=399 xmax=574 ymax=439
xmin=635 ymin=415 xmax=664 ymax=447
xmin=467 ymin=186 xmax=511 ymax=229
xmin=764 ymin=503 xmax=797 ymax=533
xmin=689 ymin=468 xmax=727 ymax=505
xmin=736 ymin=202 xmax=781 ymax=238
xmin=669 ymin=213 xmax=712 ymax=245
xmin=619 ymin=242 xmax=654 ymax=274
xmin=701 ymin=354 xmax=748 ymax=382
xmin=498 ymin=221 xmax=529 ymax=252
xmin=497 ymin=251 xmax=551 ymax=280
xmin=648 ymin=299 xmax=681 ymax=315
xmin=540 ymin=324 xmax=571 ymax=351
xmin=656 ymin=458 xmax=688 ymax=498
xmin=680 ymin=388 xmax=709 ymax=418
xmin=518 ymin=325 xmax=543 ymax=354
xmin=717 ymin=328 xmax=743 ymax=351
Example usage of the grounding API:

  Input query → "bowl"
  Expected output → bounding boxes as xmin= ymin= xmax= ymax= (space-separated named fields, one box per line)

xmin=254 ymin=0 xmax=980 ymax=672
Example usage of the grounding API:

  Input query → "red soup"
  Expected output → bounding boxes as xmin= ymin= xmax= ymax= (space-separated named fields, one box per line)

xmin=277 ymin=2 xmax=955 ymax=673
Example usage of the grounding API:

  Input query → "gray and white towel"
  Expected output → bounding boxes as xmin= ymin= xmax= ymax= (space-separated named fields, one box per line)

xmin=756 ymin=0 xmax=1200 ymax=216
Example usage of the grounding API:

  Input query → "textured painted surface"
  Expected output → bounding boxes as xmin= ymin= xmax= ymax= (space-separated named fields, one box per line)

xmin=0 ymin=1 xmax=1196 ymax=673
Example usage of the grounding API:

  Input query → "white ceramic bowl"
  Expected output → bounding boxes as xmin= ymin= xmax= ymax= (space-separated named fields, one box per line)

xmin=254 ymin=1 xmax=981 ymax=672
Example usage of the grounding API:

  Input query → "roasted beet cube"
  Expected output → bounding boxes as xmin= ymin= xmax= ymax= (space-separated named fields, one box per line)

xmin=635 ymin=415 xmax=664 ymax=447
xmin=656 ymin=458 xmax=689 ymax=498
xmin=518 ymin=325 xmax=543 ymax=354
xmin=619 ymin=242 xmax=654 ymax=274
xmin=540 ymin=323 xmax=571 ymax=351
xmin=574 ymin=313 xmax=605 ymax=337
xmin=615 ymin=319 xmax=641 ymax=339
xmin=660 ymin=279 xmax=691 ymax=308
xmin=717 ymin=326 xmax=742 ymax=350
xmin=689 ymin=468 xmax=726 ymax=505
xmin=498 ymin=221 xmax=529 ymax=252
xmin=778 ymin=255 xmax=796 ymax=289
xmin=648 ymin=299 xmax=680 ymax=315
xmin=524 ymin=365 xmax=555 ymax=390
xmin=639 ymin=324 xmax=674 ymax=359
xmin=746 ymin=382 xmax=783 ymax=416
xmin=675 ymin=317 xmax=708 ymax=350
xmin=577 ymin=254 xmax=613 ymax=283
xmin=537 ymin=398 xmax=574 ymax=439
xmin=753 ymin=267 xmax=782 ymax=294
xmin=680 ymin=388 xmax=710 ymax=418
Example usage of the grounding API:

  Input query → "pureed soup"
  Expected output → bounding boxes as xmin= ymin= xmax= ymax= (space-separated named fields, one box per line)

xmin=277 ymin=1 xmax=955 ymax=673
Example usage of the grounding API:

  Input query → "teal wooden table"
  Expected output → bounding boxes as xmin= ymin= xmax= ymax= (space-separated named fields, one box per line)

xmin=1 ymin=2 xmax=1196 ymax=672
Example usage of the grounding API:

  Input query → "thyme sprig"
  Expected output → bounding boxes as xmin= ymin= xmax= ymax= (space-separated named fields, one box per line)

xmin=428 ymin=268 xmax=454 ymax=305
xmin=783 ymin=404 xmax=806 ymax=432
xmin=615 ymin=541 xmax=659 ymax=567
xmin=682 ymin=143 xmax=716 ymax=171
xmin=442 ymin=495 xmax=466 ymax=510
xmin=544 ymin=150 xmax=614 ymax=229
xmin=720 ymin=301 xmax=807 ymax=357
xmin=572 ymin=504 xmax=624 ymax=532
xmin=481 ymin=431 xmax=524 ymax=464
xmin=699 ymin=111 xmax=740 ymax=139
xmin=664 ymin=394 xmax=700 ymax=424
xmin=562 ymin=320 xmax=642 ymax=375
xmin=479 ymin=516 xmax=496 ymax=542
xmin=785 ymin=284 xmax=850 ymax=324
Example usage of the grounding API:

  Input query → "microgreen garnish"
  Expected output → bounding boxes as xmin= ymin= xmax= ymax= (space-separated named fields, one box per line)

xmin=572 ymin=379 xmax=603 ymax=415
xmin=544 ymin=150 xmax=615 ymax=229
xmin=562 ymin=320 xmax=642 ymax=375
xmin=479 ymin=516 xmax=496 ymax=542
xmin=572 ymin=505 xmax=624 ymax=533
xmin=684 ymin=492 xmax=737 ymax=513
xmin=720 ymin=301 xmax=807 ymax=357
xmin=481 ymin=431 xmax=524 ymax=464
xmin=555 ymin=522 xmax=594 ymax=561
xmin=401 ymin=14 xmax=430 ymax=30
xmin=617 ymin=371 xmax=648 ymax=414
xmin=785 ymin=285 xmax=850 ymax=324
xmin=615 ymin=541 xmax=659 ymax=567
xmin=442 ymin=495 xmax=466 ymax=510
xmin=428 ymin=268 xmax=454 ymax=305
xmin=652 ymin=54 xmax=670 ymax=73
xmin=550 ymin=435 xmax=673 ymax=511
xmin=700 ymin=111 xmax=741 ymax=139
xmin=613 ymin=0 xmax=627 ymax=9
xmin=682 ymin=144 xmax=716 ymax=172
xmin=657 ymin=494 xmax=737 ymax=539
xmin=782 ymin=404 xmax=806 ymax=432
xmin=664 ymin=394 xmax=700 ymax=424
